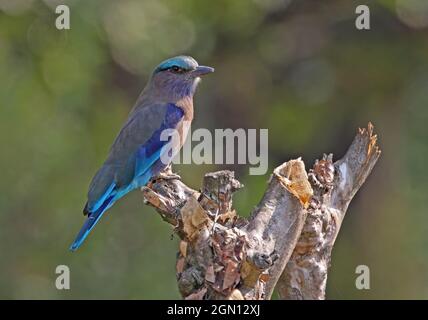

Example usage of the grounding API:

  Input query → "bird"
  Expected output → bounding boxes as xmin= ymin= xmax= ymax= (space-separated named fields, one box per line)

xmin=70 ymin=56 xmax=214 ymax=251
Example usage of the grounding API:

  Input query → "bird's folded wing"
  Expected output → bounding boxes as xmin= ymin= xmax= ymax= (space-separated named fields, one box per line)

xmin=85 ymin=103 xmax=184 ymax=213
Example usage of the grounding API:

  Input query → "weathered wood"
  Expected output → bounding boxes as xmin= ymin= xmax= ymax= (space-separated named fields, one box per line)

xmin=141 ymin=123 xmax=380 ymax=300
xmin=276 ymin=123 xmax=381 ymax=300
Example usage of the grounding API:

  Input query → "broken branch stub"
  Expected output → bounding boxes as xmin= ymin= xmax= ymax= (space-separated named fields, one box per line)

xmin=245 ymin=159 xmax=313 ymax=299
xmin=277 ymin=123 xmax=381 ymax=300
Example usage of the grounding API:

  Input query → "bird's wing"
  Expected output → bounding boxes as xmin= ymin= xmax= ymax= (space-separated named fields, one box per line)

xmin=86 ymin=103 xmax=184 ymax=213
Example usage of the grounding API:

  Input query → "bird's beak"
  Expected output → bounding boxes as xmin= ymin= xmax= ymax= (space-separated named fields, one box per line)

xmin=193 ymin=66 xmax=215 ymax=76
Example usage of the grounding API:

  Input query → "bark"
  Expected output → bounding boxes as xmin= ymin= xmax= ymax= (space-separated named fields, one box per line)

xmin=141 ymin=123 xmax=380 ymax=300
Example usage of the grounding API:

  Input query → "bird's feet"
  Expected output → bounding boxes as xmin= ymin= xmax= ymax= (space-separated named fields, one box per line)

xmin=155 ymin=171 xmax=182 ymax=181
xmin=152 ymin=165 xmax=182 ymax=183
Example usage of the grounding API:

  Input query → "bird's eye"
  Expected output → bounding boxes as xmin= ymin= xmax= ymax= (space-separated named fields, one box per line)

xmin=170 ymin=66 xmax=184 ymax=73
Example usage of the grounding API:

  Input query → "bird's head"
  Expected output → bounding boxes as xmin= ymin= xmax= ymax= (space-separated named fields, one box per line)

xmin=150 ymin=56 xmax=214 ymax=102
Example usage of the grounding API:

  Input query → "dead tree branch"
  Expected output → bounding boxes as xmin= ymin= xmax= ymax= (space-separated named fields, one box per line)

xmin=141 ymin=123 xmax=380 ymax=300
xmin=276 ymin=123 xmax=381 ymax=300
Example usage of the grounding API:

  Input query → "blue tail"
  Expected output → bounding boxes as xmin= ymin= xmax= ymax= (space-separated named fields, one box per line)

xmin=70 ymin=195 xmax=115 ymax=252
xmin=70 ymin=161 xmax=158 ymax=252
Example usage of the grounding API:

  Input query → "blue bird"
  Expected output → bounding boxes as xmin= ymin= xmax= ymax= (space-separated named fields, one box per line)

xmin=70 ymin=56 xmax=214 ymax=251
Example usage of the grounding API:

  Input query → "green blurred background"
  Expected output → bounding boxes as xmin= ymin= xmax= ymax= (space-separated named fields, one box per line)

xmin=0 ymin=0 xmax=427 ymax=299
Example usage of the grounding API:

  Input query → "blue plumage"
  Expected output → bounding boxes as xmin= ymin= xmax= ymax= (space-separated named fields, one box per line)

xmin=70 ymin=56 xmax=214 ymax=251
xmin=70 ymin=104 xmax=184 ymax=251
xmin=70 ymin=195 xmax=115 ymax=251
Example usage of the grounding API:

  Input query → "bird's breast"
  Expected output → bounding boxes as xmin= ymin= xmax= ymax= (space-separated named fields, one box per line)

xmin=176 ymin=97 xmax=194 ymax=122
xmin=175 ymin=98 xmax=193 ymax=146
xmin=165 ymin=98 xmax=193 ymax=152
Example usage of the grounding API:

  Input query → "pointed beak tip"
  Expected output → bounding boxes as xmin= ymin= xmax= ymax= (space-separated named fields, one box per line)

xmin=195 ymin=66 xmax=215 ymax=76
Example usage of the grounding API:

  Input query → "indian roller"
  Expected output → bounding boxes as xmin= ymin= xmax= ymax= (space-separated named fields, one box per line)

xmin=70 ymin=56 xmax=214 ymax=251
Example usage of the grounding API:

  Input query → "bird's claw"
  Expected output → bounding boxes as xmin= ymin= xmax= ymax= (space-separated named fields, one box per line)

xmin=154 ymin=172 xmax=182 ymax=182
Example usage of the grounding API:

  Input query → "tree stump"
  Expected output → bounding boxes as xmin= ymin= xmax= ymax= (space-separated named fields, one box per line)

xmin=141 ymin=123 xmax=381 ymax=300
